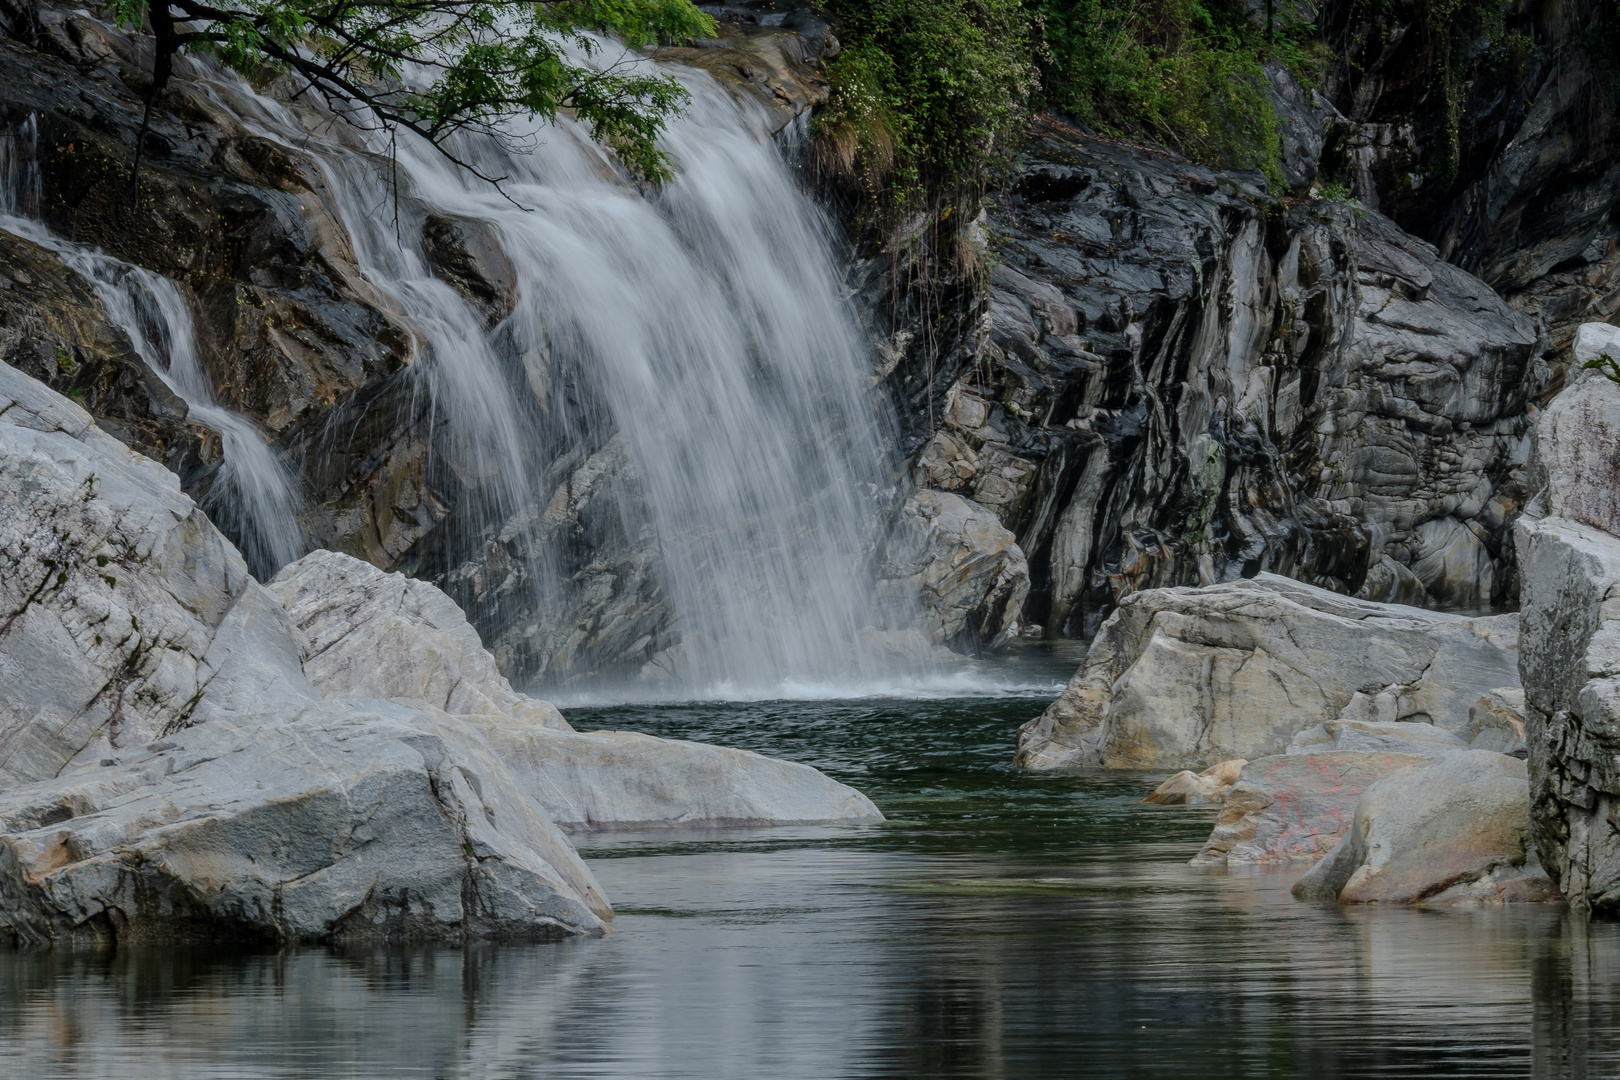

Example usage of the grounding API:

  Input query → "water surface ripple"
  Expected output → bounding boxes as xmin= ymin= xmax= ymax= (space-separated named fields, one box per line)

xmin=2 ymin=668 xmax=1617 ymax=1078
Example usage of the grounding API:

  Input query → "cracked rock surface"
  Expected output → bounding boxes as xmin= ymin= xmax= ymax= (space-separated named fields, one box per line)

xmin=0 ymin=359 xmax=314 ymax=788
xmin=0 ymin=698 xmax=610 ymax=947
xmin=1015 ymin=572 xmax=1519 ymax=771
xmin=1517 ymin=328 xmax=1620 ymax=911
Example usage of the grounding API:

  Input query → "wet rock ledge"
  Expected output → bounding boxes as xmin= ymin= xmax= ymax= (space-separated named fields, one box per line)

xmin=0 ymin=362 xmax=880 ymax=947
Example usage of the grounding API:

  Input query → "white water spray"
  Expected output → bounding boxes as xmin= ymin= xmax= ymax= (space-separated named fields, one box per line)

xmin=188 ymin=49 xmax=939 ymax=698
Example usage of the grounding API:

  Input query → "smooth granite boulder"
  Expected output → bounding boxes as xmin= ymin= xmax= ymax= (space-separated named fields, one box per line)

xmin=1144 ymin=759 xmax=1247 ymax=805
xmin=1293 ymin=751 xmax=1558 ymax=905
xmin=0 ymin=698 xmax=610 ymax=946
xmin=468 ymin=717 xmax=883 ymax=829
xmin=267 ymin=549 xmax=882 ymax=829
xmin=267 ymin=550 xmax=570 ymax=730
xmin=1191 ymin=752 xmax=1431 ymax=865
xmin=1285 ymin=719 xmax=1471 ymax=757
xmin=0 ymin=362 xmax=316 ymax=789
xmin=1016 ymin=573 xmax=1520 ymax=771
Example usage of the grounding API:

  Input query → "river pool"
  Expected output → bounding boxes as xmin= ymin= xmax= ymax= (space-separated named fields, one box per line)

xmin=2 ymin=663 xmax=1617 ymax=1078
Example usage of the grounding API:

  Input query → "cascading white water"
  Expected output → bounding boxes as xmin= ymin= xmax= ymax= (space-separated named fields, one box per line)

xmin=195 ymin=48 xmax=933 ymax=698
xmin=0 ymin=117 xmax=305 ymax=580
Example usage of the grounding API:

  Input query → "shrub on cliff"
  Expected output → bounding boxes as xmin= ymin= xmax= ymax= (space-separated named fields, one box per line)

xmin=813 ymin=0 xmax=1037 ymax=215
xmin=109 ymin=0 xmax=715 ymax=183
xmin=1035 ymin=0 xmax=1310 ymax=182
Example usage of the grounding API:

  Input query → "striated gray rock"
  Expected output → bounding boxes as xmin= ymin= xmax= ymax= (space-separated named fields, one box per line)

xmin=267 ymin=550 xmax=570 ymax=731
xmin=1292 ymin=751 xmax=1558 ymax=905
xmin=0 ymin=699 xmax=610 ymax=946
xmin=1320 ymin=0 xmax=1620 ymax=358
xmin=1015 ymin=573 xmax=1520 ymax=771
xmin=1516 ymin=346 xmax=1620 ymax=912
xmin=880 ymin=489 xmax=1030 ymax=647
xmin=891 ymin=121 xmax=1541 ymax=647
xmin=469 ymin=717 xmax=882 ymax=830
xmin=1265 ymin=60 xmax=1327 ymax=193
xmin=1192 ymin=751 xmax=1430 ymax=865
xmin=0 ymin=360 xmax=315 ymax=789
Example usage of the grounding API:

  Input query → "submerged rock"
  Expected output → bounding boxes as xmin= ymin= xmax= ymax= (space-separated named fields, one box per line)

xmin=1015 ymin=574 xmax=1519 ymax=771
xmin=1292 ymin=751 xmax=1558 ymax=905
xmin=1191 ymin=752 xmax=1431 ymax=866
xmin=0 ymin=699 xmax=610 ymax=947
xmin=1144 ymin=758 xmax=1246 ymax=805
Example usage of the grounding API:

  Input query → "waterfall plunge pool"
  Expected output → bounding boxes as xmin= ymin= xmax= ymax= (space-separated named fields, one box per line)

xmin=2 ymin=649 xmax=1617 ymax=1078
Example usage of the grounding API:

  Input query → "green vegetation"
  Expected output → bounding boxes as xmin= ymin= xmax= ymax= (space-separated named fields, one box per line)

xmin=815 ymin=0 xmax=1036 ymax=211
xmin=1584 ymin=352 xmax=1620 ymax=385
xmin=817 ymin=0 xmax=1324 ymax=218
xmin=1035 ymin=0 xmax=1314 ymax=184
xmin=108 ymin=0 xmax=715 ymax=183
xmin=1398 ymin=0 xmax=1529 ymax=184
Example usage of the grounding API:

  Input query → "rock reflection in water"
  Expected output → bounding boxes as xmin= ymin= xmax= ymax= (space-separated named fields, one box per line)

xmin=1 ymin=691 xmax=1619 ymax=1078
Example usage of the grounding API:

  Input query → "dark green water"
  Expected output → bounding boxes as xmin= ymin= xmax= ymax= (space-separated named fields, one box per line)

xmin=3 ymin=674 xmax=1619 ymax=1078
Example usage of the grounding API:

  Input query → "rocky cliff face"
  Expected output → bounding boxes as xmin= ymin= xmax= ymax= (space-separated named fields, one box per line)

xmin=6 ymin=0 xmax=1620 ymax=678
xmin=893 ymin=116 xmax=1543 ymax=639
xmin=1516 ymin=325 xmax=1620 ymax=911
xmin=0 ymin=0 xmax=858 ymax=687
xmin=1318 ymin=0 xmax=1620 ymax=362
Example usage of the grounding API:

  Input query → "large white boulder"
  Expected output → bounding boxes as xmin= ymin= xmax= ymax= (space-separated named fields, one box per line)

xmin=1292 ymin=751 xmax=1558 ymax=904
xmin=0 ymin=698 xmax=610 ymax=946
xmin=0 ymin=362 xmax=316 ymax=789
xmin=470 ymin=718 xmax=882 ymax=829
xmin=268 ymin=550 xmax=569 ymax=730
xmin=267 ymin=550 xmax=882 ymax=829
xmin=1015 ymin=573 xmax=1519 ymax=771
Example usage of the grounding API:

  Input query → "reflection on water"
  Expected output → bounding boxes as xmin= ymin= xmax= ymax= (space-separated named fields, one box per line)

xmin=3 ymin=658 xmax=1620 ymax=1077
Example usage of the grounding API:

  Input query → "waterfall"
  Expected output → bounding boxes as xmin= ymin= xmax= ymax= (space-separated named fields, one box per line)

xmin=193 ymin=48 xmax=935 ymax=699
xmin=1 ymin=117 xmax=305 ymax=580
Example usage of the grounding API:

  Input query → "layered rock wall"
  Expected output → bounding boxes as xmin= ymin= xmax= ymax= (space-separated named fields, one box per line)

xmin=1517 ymin=327 xmax=1620 ymax=910
xmin=898 ymin=120 xmax=1542 ymax=642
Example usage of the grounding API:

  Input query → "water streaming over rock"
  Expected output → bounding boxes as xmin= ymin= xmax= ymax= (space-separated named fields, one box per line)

xmin=0 ymin=115 xmax=305 ymax=580
xmin=194 ymin=50 xmax=932 ymax=698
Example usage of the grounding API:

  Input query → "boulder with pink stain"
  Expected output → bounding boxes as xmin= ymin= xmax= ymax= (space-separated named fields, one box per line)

xmin=1191 ymin=751 xmax=1431 ymax=865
